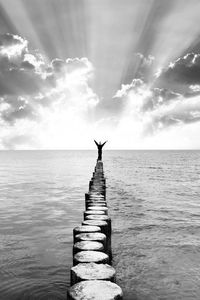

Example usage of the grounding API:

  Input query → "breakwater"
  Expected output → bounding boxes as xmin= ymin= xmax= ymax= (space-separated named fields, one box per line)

xmin=67 ymin=160 xmax=123 ymax=299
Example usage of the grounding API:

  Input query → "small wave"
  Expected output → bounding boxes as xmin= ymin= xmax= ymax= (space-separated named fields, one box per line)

xmin=127 ymin=224 xmax=157 ymax=231
xmin=0 ymin=278 xmax=66 ymax=300
xmin=148 ymin=166 xmax=162 ymax=170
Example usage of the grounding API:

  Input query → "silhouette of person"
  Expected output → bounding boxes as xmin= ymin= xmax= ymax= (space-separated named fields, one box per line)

xmin=94 ymin=140 xmax=107 ymax=161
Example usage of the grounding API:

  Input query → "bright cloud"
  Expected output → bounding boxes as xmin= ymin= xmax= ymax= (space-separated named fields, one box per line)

xmin=0 ymin=33 xmax=28 ymax=58
xmin=110 ymin=52 xmax=200 ymax=149
xmin=1 ymin=33 xmax=200 ymax=149
xmin=0 ymin=33 xmax=100 ymax=149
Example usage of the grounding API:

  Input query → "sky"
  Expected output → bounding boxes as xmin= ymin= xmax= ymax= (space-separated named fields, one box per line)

xmin=0 ymin=0 xmax=200 ymax=149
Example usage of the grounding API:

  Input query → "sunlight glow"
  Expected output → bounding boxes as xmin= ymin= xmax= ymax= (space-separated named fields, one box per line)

xmin=0 ymin=0 xmax=200 ymax=149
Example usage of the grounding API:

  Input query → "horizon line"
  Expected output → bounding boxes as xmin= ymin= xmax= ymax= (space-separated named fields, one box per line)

xmin=0 ymin=149 xmax=200 ymax=151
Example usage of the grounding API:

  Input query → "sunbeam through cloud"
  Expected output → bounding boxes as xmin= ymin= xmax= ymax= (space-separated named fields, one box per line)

xmin=0 ymin=0 xmax=200 ymax=149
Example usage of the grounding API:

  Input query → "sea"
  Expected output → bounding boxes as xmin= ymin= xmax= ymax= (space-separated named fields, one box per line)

xmin=0 ymin=150 xmax=200 ymax=300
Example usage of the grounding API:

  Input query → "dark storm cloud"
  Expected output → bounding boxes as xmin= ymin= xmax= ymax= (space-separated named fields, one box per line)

xmin=163 ymin=53 xmax=200 ymax=83
xmin=157 ymin=53 xmax=200 ymax=93
xmin=147 ymin=51 xmax=200 ymax=132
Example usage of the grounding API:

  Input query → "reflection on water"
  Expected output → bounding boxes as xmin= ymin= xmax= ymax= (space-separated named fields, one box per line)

xmin=0 ymin=150 xmax=200 ymax=299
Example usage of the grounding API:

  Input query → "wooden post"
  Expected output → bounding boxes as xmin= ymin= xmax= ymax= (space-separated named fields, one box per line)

xmin=68 ymin=157 xmax=123 ymax=299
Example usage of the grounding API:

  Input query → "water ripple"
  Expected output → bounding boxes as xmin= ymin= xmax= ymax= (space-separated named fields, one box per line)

xmin=0 ymin=150 xmax=200 ymax=300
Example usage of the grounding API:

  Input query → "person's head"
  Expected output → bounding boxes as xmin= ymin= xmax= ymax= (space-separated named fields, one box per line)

xmin=99 ymin=141 xmax=101 ymax=145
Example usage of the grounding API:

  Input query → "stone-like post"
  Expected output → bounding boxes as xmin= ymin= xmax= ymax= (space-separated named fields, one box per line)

xmin=68 ymin=157 xmax=123 ymax=299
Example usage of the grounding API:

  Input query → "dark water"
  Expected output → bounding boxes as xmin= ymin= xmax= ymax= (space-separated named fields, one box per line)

xmin=0 ymin=150 xmax=200 ymax=299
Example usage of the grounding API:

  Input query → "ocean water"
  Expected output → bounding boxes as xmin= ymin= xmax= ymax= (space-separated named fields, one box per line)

xmin=0 ymin=150 xmax=200 ymax=300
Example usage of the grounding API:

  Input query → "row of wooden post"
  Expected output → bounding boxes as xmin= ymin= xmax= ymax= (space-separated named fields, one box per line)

xmin=67 ymin=160 xmax=123 ymax=299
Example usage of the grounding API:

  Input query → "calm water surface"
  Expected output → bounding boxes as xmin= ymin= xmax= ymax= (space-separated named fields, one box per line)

xmin=0 ymin=150 xmax=200 ymax=300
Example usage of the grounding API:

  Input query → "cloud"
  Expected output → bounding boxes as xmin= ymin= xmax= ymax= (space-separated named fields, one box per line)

xmin=0 ymin=95 xmax=40 ymax=125
xmin=51 ymin=57 xmax=93 ymax=75
xmin=1 ymin=34 xmax=200 ymax=149
xmin=136 ymin=53 xmax=154 ymax=68
xmin=122 ymin=52 xmax=155 ymax=85
xmin=114 ymin=78 xmax=180 ymax=112
xmin=145 ymin=95 xmax=200 ymax=134
xmin=134 ymin=53 xmax=155 ymax=81
xmin=114 ymin=78 xmax=145 ymax=99
xmin=114 ymin=70 xmax=200 ymax=136
xmin=142 ymin=88 xmax=180 ymax=112
xmin=156 ymin=53 xmax=200 ymax=95
xmin=0 ymin=33 xmax=28 ymax=58
xmin=0 ymin=33 xmax=99 ymax=149
xmin=0 ymin=33 xmax=46 ymax=96
xmin=114 ymin=52 xmax=200 ymax=136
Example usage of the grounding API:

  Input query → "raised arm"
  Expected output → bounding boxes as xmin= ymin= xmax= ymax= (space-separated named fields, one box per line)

xmin=102 ymin=141 xmax=107 ymax=147
xmin=94 ymin=140 xmax=99 ymax=147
